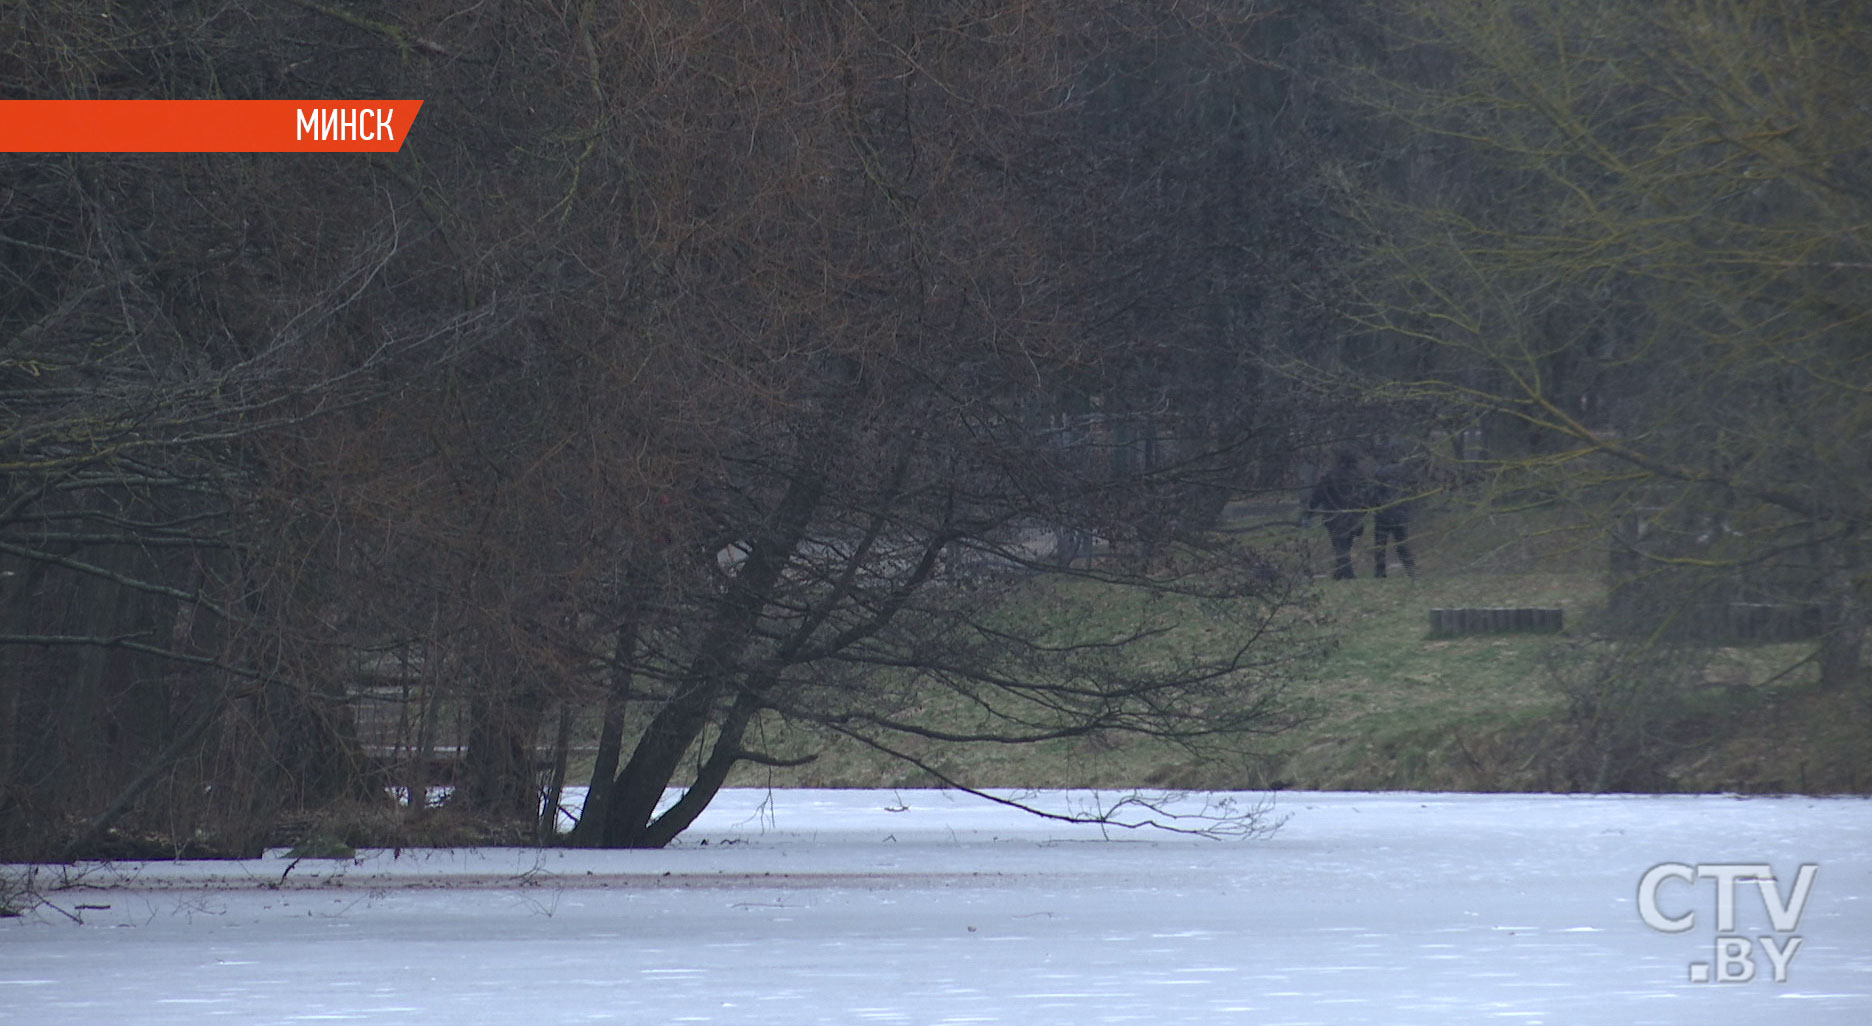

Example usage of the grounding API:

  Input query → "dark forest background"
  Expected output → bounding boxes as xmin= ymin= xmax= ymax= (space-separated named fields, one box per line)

xmin=3 ymin=0 xmax=1865 ymax=859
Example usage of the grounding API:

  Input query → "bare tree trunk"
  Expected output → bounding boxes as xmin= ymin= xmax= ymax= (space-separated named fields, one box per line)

xmin=1818 ymin=534 xmax=1866 ymax=692
xmin=570 ymin=614 xmax=637 ymax=846
xmin=457 ymin=684 xmax=543 ymax=821
xmin=635 ymin=689 xmax=763 ymax=848
xmin=1819 ymin=622 xmax=1865 ymax=691
xmin=537 ymin=702 xmax=573 ymax=841
xmin=600 ymin=441 xmax=831 ymax=847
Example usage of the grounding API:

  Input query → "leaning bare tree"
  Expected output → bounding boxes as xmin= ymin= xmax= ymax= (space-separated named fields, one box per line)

xmin=542 ymin=0 xmax=1334 ymax=847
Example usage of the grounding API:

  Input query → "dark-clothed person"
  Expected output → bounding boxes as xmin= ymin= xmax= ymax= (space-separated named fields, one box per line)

xmin=1369 ymin=458 xmax=1417 ymax=579
xmin=1305 ymin=449 xmax=1367 ymax=581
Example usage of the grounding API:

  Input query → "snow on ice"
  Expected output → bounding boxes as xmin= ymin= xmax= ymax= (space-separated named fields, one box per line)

xmin=3 ymin=789 xmax=1869 ymax=1024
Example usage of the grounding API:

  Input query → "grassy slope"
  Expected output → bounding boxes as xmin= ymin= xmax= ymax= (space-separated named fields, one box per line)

xmin=729 ymin=499 xmax=1872 ymax=796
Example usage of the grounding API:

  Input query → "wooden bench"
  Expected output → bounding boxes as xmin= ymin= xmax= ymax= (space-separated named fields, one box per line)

xmin=1429 ymin=607 xmax=1564 ymax=637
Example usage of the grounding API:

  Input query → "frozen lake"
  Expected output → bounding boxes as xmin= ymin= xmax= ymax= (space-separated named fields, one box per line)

xmin=3 ymin=789 xmax=1870 ymax=1024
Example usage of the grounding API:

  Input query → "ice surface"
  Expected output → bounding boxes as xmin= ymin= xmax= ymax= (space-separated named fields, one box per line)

xmin=4 ymin=789 xmax=1870 ymax=1024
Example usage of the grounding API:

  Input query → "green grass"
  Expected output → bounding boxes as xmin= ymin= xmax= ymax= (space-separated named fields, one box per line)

xmin=324 ymin=501 xmax=1865 ymax=856
xmin=1262 ymin=568 xmax=1585 ymax=790
xmin=712 ymin=500 xmax=1870 ymax=796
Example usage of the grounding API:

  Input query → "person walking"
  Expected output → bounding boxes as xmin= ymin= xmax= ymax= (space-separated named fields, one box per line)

xmin=1304 ymin=448 xmax=1368 ymax=581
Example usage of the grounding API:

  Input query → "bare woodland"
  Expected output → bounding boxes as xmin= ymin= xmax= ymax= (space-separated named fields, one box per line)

xmin=2 ymin=0 xmax=1866 ymax=857
xmin=2 ymin=2 xmax=1342 ymax=857
xmin=1335 ymin=0 xmax=1871 ymax=788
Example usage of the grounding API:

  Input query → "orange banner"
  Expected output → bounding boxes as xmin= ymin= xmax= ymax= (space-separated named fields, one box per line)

xmin=0 ymin=101 xmax=425 ymax=153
